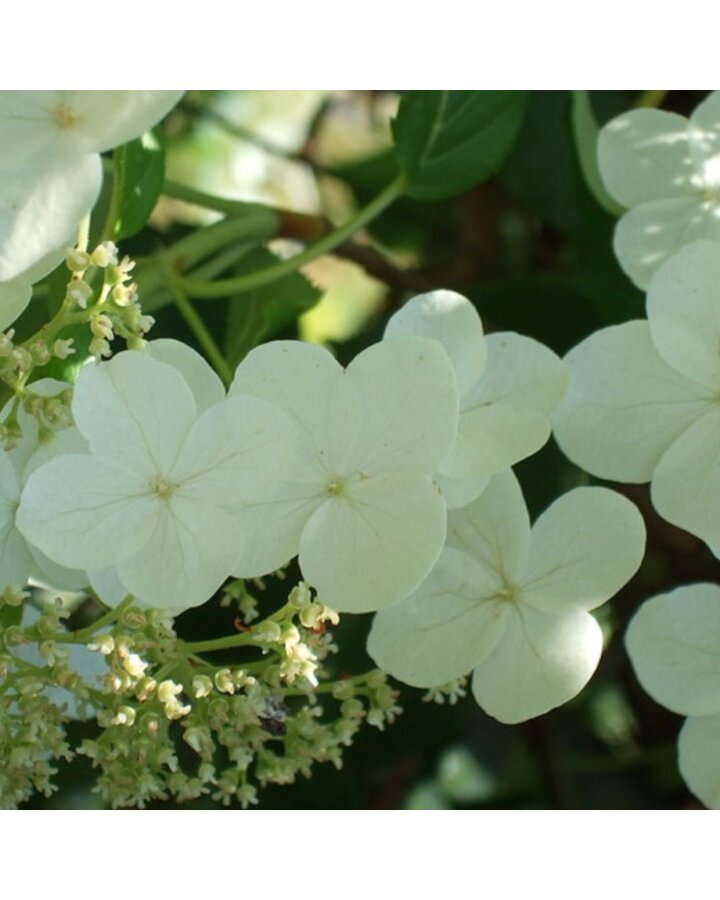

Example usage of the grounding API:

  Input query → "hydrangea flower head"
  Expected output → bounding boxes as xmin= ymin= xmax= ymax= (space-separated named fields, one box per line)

xmin=384 ymin=290 xmax=566 ymax=508
xmin=368 ymin=470 xmax=645 ymax=724
xmin=553 ymin=239 xmax=720 ymax=555
xmin=599 ymin=90 xmax=720 ymax=288
xmin=626 ymin=583 xmax=720 ymax=809
xmin=0 ymin=91 xmax=183 ymax=283
xmin=17 ymin=343 xmax=296 ymax=610
xmin=229 ymin=336 xmax=459 ymax=613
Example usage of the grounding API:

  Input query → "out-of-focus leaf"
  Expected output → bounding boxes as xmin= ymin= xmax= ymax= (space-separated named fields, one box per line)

xmin=437 ymin=746 xmax=497 ymax=803
xmin=404 ymin=780 xmax=450 ymax=810
xmin=392 ymin=91 xmax=527 ymax=200
xmin=225 ymin=247 xmax=322 ymax=367
xmin=113 ymin=130 xmax=166 ymax=240
xmin=571 ymin=91 xmax=624 ymax=217
xmin=0 ymin=602 xmax=22 ymax=629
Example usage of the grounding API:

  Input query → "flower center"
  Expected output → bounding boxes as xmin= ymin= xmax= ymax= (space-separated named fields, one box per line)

xmin=326 ymin=479 xmax=345 ymax=496
xmin=53 ymin=102 xmax=79 ymax=130
xmin=151 ymin=475 xmax=178 ymax=498
xmin=496 ymin=582 xmax=518 ymax=603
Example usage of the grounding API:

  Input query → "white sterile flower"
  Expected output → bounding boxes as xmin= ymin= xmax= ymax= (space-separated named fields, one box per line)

xmin=626 ymin=583 xmax=720 ymax=810
xmin=384 ymin=291 xmax=566 ymax=508
xmin=0 ymin=91 xmax=183 ymax=282
xmin=16 ymin=347 xmax=297 ymax=611
xmin=554 ymin=240 xmax=720 ymax=556
xmin=368 ymin=470 xmax=645 ymax=724
xmin=228 ymin=337 xmax=459 ymax=613
xmin=599 ymin=90 xmax=720 ymax=288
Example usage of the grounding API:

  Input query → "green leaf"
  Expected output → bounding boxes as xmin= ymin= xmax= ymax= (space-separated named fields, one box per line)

xmin=392 ymin=91 xmax=528 ymax=200
xmin=112 ymin=130 xmax=166 ymax=240
xmin=0 ymin=602 xmax=22 ymax=630
xmin=571 ymin=91 xmax=624 ymax=217
xmin=225 ymin=247 xmax=322 ymax=367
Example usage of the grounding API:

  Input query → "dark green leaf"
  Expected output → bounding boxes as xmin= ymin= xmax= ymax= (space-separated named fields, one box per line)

xmin=225 ymin=247 xmax=322 ymax=367
xmin=571 ymin=91 xmax=624 ymax=216
xmin=113 ymin=130 xmax=166 ymax=240
xmin=392 ymin=91 xmax=528 ymax=200
xmin=0 ymin=602 xmax=22 ymax=630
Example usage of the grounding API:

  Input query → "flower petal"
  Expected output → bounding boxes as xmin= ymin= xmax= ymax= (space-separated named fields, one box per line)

xmin=146 ymin=339 xmax=225 ymax=413
xmin=0 ymin=153 xmax=102 ymax=282
xmin=446 ymin=470 xmax=531 ymax=583
xmin=471 ymin=604 xmax=603 ymax=724
xmin=171 ymin=395 xmax=300 ymax=507
xmin=16 ymin=454 xmax=157 ymax=570
xmin=299 ymin=471 xmax=446 ymax=613
xmin=613 ymin=197 xmax=720 ymax=290
xmin=521 ymin=487 xmax=646 ymax=613
xmin=435 ymin=471 xmax=490 ymax=510
xmin=647 ymin=240 xmax=720 ymax=390
xmin=383 ymin=290 xmax=486 ymax=399
xmin=367 ymin=546 xmax=507 ymax=686
xmin=597 ymin=109 xmax=695 ymax=208
xmin=553 ymin=321 xmax=714 ymax=483
xmin=689 ymin=91 xmax=720 ymax=186
xmin=0 ymin=246 xmax=65 ymax=331
xmin=116 ymin=495 xmax=245 ymax=611
xmin=346 ymin=336 xmax=459 ymax=475
xmin=0 ymin=450 xmax=33 ymax=587
xmin=626 ymin=584 xmax=720 ymax=717
xmin=678 ymin=714 xmax=720 ymax=810
xmin=72 ymin=351 xmax=197 ymax=475
xmin=651 ymin=407 xmax=720 ymax=550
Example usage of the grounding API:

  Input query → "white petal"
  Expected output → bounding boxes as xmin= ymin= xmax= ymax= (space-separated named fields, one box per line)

xmin=29 ymin=545 xmax=88 ymax=593
xmin=116 ymin=496 xmax=244 ymax=611
xmin=72 ymin=351 xmax=196 ymax=475
xmin=553 ymin=321 xmax=714 ymax=483
xmin=626 ymin=584 xmax=720 ymax=717
xmin=440 ymin=402 xmax=550 ymax=479
xmin=597 ymin=109 xmax=695 ymax=208
xmin=88 ymin=567 xmax=132 ymax=608
xmin=435 ymin=471 xmax=490 ymax=510
xmin=367 ymin=546 xmax=508 ymax=686
xmin=689 ymin=91 xmax=720 ymax=186
xmin=0 ymin=450 xmax=32 ymax=587
xmin=16 ymin=454 xmax=157 ymax=570
xmin=383 ymin=290 xmax=486 ymax=399
xmin=0 ymin=153 xmax=102 ymax=282
xmin=521 ymin=487 xmax=646 ymax=613
xmin=23 ymin=425 xmax=89 ymax=480
xmin=346 ymin=336 xmax=459 ymax=475
xmin=299 ymin=471 xmax=446 ymax=613
xmin=647 ymin=240 xmax=720 ymax=390
xmin=471 ymin=604 xmax=603 ymax=724
xmin=465 ymin=332 xmax=567 ymax=417
xmin=231 ymin=479 xmax=325 ymax=578
xmin=146 ymin=339 xmax=225 ymax=413
xmin=0 ymin=246 xmax=65 ymax=331
xmin=678 ymin=714 xmax=720 ymax=810
xmin=613 ymin=197 xmax=720 ymax=290
xmin=446 ymin=470 xmax=531 ymax=583
xmin=60 ymin=91 xmax=184 ymax=154
xmin=171 ymin=395 xmax=300 ymax=507
xmin=651 ymin=408 xmax=720 ymax=550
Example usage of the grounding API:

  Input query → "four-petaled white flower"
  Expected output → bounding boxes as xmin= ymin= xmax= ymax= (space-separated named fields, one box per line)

xmin=0 ymin=91 xmax=183 ymax=286
xmin=16 ymin=345 xmax=297 ymax=611
xmin=384 ymin=290 xmax=567 ymax=508
xmin=626 ymin=583 xmax=720 ymax=810
xmin=228 ymin=336 xmax=459 ymax=613
xmin=599 ymin=90 xmax=720 ymax=288
xmin=368 ymin=470 xmax=645 ymax=724
xmin=553 ymin=239 xmax=720 ymax=556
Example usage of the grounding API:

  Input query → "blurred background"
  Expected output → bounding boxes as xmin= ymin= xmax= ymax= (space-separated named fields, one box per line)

xmin=26 ymin=90 xmax=715 ymax=810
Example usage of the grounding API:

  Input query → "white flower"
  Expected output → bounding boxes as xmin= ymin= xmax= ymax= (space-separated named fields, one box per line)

xmin=0 ymin=248 xmax=65 ymax=333
xmin=384 ymin=290 xmax=566 ymax=508
xmin=598 ymin=90 xmax=720 ymax=288
xmin=228 ymin=336 xmax=459 ymax=613
xmin=626 ymin=583 xmax=720 ymax=809
xmin=16 ymin=346 xmax=297 ymax=611
xmin=368 ymin=470 xmax=645 ymax=724
xmin=553 ymin=240 xmax=720 ymax=555
xmin=0 ymin=91 xmax=183 ymax=282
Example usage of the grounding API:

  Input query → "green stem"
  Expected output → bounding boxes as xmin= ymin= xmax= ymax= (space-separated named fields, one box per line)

xmin=634 ymin=90 xmax=668 ymax=109
xmin=163 ymin=178 xmax=284 ymax=221
xmin=176 ymin=175 xmax=406 ymax=300
xmin=54 ymin=596 xmax=134 ymax=644
xmin=166 ymin=276 xmax=233 ymax=387
xmin=182 ymin=632 xmax=259 ymax=654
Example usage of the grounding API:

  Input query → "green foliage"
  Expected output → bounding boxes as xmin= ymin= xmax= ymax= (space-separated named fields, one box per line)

xmin=570 ymin=91 xmax=624 ymax=217
xmin=392 ymin=91 xmax=527 ymax=200
xmin=112 ymin=131 xmax=166 ymax=240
